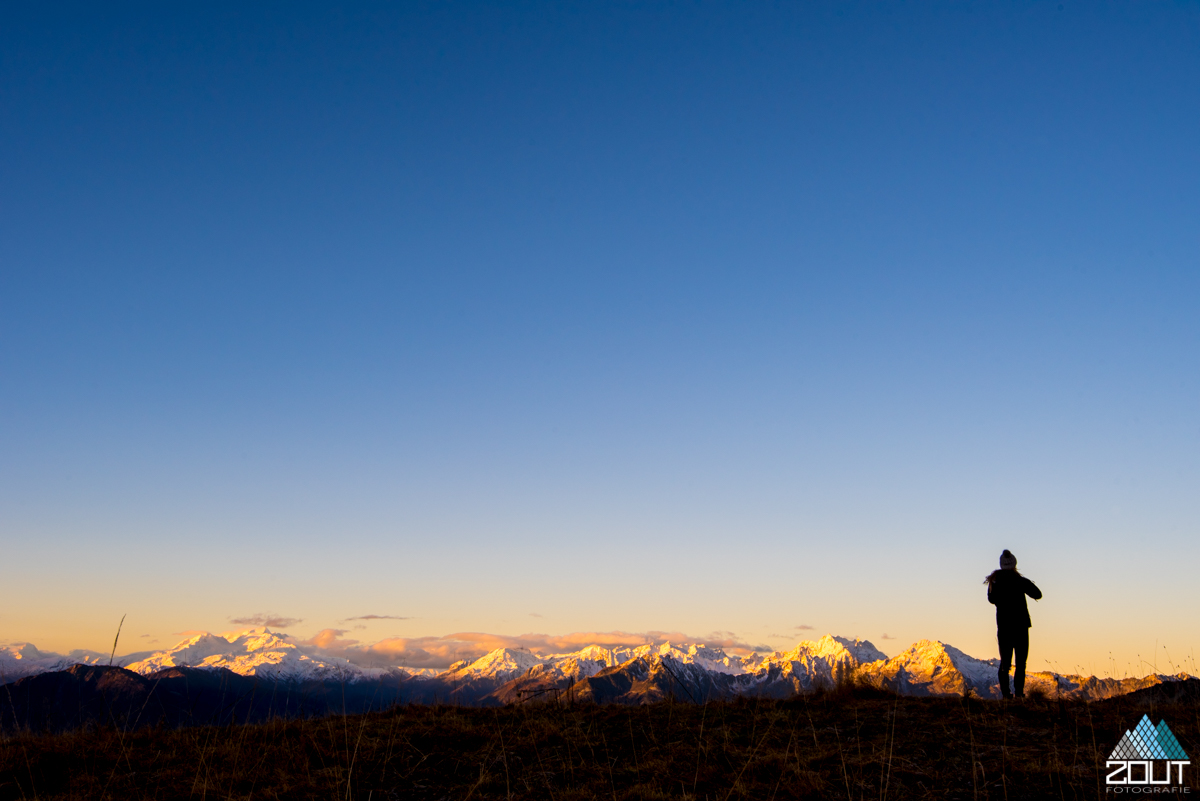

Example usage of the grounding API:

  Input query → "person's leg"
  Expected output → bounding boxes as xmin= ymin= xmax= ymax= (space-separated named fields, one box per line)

xmin=1014 ymin=628 xmax=1030 ymax=697
xmin=997 ymin=629 xmax=1013 ymax=698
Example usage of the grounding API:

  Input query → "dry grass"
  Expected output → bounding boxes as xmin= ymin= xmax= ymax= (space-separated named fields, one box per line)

xmin=1 ymin=687 xmax=1197 ymax=800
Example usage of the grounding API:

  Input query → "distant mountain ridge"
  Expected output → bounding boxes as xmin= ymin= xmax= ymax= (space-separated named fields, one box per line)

xmin=3 ymin=631 xmax=1190 ymax=707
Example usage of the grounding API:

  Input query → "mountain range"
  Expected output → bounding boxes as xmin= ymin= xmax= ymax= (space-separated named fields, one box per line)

xmin=3 ymin=630 xmax=1189 ymax=714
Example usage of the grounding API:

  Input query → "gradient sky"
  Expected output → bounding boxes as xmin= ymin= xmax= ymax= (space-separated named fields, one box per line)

xmin=2 ymin=2 xmax=1198 ymax=677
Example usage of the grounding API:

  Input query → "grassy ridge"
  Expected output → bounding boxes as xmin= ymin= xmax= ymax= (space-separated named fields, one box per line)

xmin=2 ymin=687 xmax=1197 ymax=800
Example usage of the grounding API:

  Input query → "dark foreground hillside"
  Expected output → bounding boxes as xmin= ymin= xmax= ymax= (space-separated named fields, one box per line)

xmin=0 ymin=665 xmax=409 ymax=733
xmin=2 ymin=687 xmax=1197 ymax=800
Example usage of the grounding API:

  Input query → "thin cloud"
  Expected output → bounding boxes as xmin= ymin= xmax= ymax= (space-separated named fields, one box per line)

xmin=794 ymin=624 xmax=815 ymax=630
xmin=342 ymin=614 xmax=410 ymax=622
xmin=880 ymin=633 xmax=896 ymax=640
xmin=229 ymin=614 xmax=303 ymax=628
xmin=529 ymin=613 xmax=543 ymax=618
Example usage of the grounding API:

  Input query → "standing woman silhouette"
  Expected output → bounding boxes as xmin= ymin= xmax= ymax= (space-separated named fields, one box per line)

xmin=985 ymin=550 xmax=1042 ymax=698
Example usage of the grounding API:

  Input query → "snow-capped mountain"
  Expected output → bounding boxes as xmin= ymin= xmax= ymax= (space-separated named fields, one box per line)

xmin=5 ymin=631 xmax=1192 ymax=705
xmin=860 ymin=639 xmax=997 ymax=696
xmin=757 ymin=635 xmax=888 ymax=687
xmin=442 ymin=647 xmax=545 ymax=681
xmin=633 ymin=642 xmax=763 ymax=675
xmin=0 ymin=643 xmax=116 ymax=681
xmin=124 ymin=630 xmax=407 ymax=681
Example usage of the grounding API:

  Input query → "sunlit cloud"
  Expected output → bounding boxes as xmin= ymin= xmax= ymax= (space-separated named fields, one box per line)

xmin=303 ymin=629 xmax=358 ymax=650
xmin=229 ymin=614 xmax=303 ymax=628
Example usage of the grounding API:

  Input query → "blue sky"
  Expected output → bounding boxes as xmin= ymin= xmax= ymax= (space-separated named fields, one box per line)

xmin=2 ymin=2 xmax=1198 ymax=674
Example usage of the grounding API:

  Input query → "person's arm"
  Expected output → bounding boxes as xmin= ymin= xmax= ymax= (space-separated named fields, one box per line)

xmin=1024 ymin=578 xmax=1042 ymax=600
xmin=987 ymin=582 xmax=997 ymax=605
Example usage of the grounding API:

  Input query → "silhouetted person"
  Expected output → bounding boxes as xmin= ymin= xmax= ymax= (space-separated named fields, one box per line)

xmin=985 ymin=549 xmax=1042 ymax=698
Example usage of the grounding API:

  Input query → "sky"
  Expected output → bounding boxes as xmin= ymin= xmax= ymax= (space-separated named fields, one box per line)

xmin=2 ymin=1 xmax=1198 ymax=678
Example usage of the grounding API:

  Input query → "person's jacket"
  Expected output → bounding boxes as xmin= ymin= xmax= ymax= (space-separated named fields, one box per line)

xmin=987 ymin=570 xmax=1042 ymax=629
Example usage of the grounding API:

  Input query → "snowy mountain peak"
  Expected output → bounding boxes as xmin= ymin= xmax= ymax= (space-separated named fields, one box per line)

xmin=661 ymin=642 xmax=757 ymax=675
xmin=542 ymin=654 xmax=610 ymax=681
xmin=1 ymin=642 xmax=109 ymax=681
xmin=450 ymin=647 xmax=545 ymax=679
xmin=827 ymin=636 xmax=887 ymax=664
xmin=2 ymin=643 xmax=46 ymax=661
xmin=548 ymin=645 xmax=615 ymax=665
xmin=773 ymin=634 xmax=882 ymax=668
xmin=240 ymin=629 xmax=294 ymax=652
xmin=125 ymin=629 xmax=370 ymax=681
xmin=875 ymin=639 xmax=999 ymax=692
